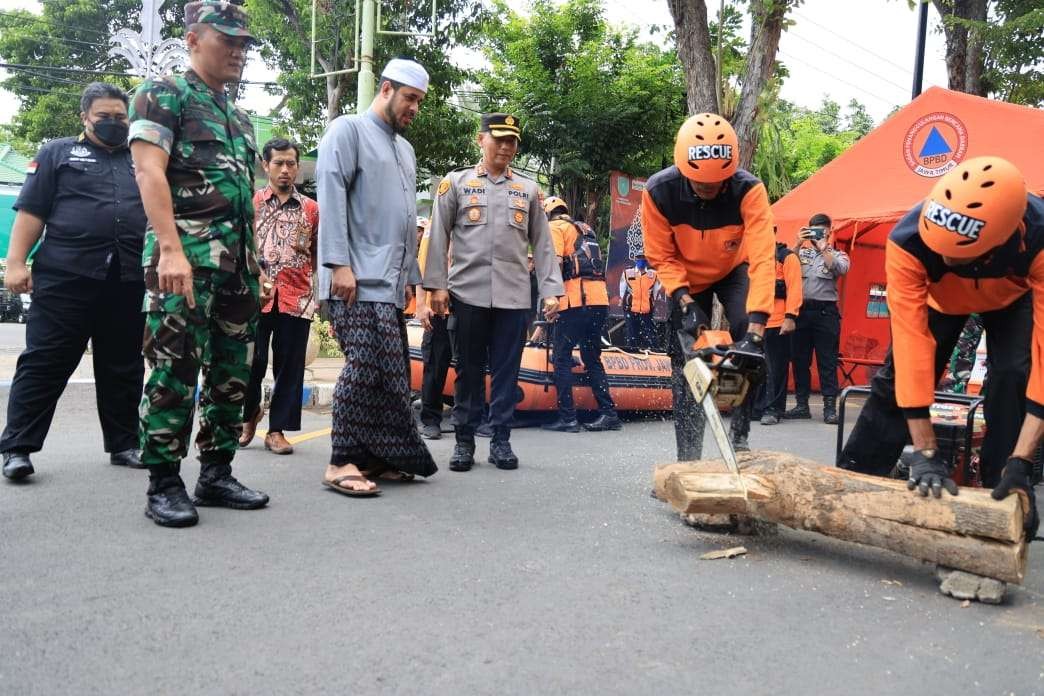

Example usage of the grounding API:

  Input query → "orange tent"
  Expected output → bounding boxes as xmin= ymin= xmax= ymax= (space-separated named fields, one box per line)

xmin=771 ymin=86 xmax=1044 ymax=386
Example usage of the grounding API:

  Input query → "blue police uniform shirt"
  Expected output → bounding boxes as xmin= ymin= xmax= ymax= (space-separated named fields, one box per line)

xmin=14 ymin=134 xmax=147 ymax=281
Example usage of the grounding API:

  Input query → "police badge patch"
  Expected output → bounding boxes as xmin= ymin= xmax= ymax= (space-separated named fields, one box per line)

xmin=437 ymin=178 xmax=451 ymax=196
xmin=70 ymin=145 xmax=92 ymax=158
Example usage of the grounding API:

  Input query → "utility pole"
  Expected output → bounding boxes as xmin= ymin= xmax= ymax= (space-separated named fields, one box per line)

xmin=911 ymin=0 xmax=929 ymax=99
xmin=357 ymin=0 xmax=377 ymax=114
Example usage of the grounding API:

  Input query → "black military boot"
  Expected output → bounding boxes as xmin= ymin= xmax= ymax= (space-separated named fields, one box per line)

xmin=784 ymin=399 xmax=812 ymax=419
xmin=194 ymin=460 xmax=269 ymax=510
xmin=449 ymin=441 xmax=476 ymax=472
xmin=823 ymin=396 xmax=838 ymax=425
xmin=145 ymin=474 xmax=198 ymax=528
xmin=488 ymin=427 xmax=519 ymax=470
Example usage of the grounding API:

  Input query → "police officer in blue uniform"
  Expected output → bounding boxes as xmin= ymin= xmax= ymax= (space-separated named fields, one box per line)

xmin=1 ymin=83 xmax=147 ymax=481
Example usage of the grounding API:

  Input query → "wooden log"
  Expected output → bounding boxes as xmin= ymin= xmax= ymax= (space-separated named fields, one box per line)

xmin=660 ymin=451 xmax=1029 ymax=584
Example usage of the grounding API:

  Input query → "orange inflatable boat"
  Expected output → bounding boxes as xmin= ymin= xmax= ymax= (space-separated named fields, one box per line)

xmin=406 ymin=322 xmax=673 ymax=412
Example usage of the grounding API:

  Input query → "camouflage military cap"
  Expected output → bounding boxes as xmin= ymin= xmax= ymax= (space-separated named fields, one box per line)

xmin=184 ymin=1 xmax=254 ymax=40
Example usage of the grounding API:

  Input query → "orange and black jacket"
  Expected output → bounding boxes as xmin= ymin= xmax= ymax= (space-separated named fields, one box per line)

xmin=886 ymin=193 xmax=1044 ymax=417
xmin=768 ymin=243 xmax=802 ymax=329
xmin=641 ymin=166 xmax=775 ymax=325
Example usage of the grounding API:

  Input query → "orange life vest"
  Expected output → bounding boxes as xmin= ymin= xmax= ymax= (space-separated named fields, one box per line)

xmin=625 ymin=269 xmax=656 ymax=314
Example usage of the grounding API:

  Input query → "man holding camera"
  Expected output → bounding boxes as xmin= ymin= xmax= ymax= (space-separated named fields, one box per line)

xmin=786 ymin=213 xmax=850 ymax=425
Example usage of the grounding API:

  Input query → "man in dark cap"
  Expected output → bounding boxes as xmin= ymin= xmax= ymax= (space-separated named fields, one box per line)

xmin=128 ymin=0 xmax=268 ymax=527
xmin=424 ymin=113 xmax=564 ymax=472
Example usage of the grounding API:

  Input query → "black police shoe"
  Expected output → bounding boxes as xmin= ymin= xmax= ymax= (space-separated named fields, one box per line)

xmin=193 ymin=475 xmax=269 ymax=510
xmin=2 ymin=451 xmax=33 ymax=481
xmin=145 ymin=476 xmax=199 ymax=528
xmin=110 ymin=449 xmax=145 ymax=469
xmin=732 ymin=435 xmax=750 ymax=453
xmin=449 ymin=442 xmax=475 ymax=472
xmin=583 ymin=413 xmax=623 ymax=432
xmin=541 ymin=417 xmax=580 ymax=433
xmin=420 ymin=423 xmax=442 ymax=440
xmin=488 ymin=440 xmax=519 ymax=470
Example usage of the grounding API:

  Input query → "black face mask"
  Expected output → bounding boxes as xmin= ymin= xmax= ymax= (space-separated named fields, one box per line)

xmin=90 ymin=118 xmax=129 ymax=147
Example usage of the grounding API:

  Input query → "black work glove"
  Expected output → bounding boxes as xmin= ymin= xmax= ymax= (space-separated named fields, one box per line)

xmin=991 ymin=456 xmax=1040 ymax=539
xmin=679 ymin=300 xmax=707 ymax=337
xmin=731 ymin=331 xmax=765 ymax=356
xmin=906 ymin=449 xmax=959 ymax=498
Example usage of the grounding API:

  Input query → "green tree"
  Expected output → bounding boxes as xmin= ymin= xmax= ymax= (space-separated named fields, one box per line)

xmin=478 ymin=0 xmax=685 ymax=223
xmin=0 ymin=0 xmax=142 ymax=144
xmin=244 ymin=0 xmax=485 ymax=175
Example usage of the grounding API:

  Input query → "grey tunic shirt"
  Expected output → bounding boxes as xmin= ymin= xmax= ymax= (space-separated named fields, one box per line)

xmin=797 ymin=245 xmax=850 ymax=302
xmin=316 ymin=110 xmax=421 ymax=307
xmin=423 ymin=163 xmax=563 ymax=309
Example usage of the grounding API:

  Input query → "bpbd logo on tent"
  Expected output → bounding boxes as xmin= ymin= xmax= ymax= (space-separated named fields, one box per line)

xmin=903 ymin=112 xmax=969 ymax=178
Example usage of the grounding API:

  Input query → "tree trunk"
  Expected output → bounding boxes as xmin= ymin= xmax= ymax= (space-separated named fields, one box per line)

xmin=731 ymin=0 xmax=789 ymax=170
xmin=326 ymin=76 xmax=344 ymax=123
xmin=659 ymin=452 xmax=1029 ymax=584
xmin=666 ymin=0 xmax=719 ymax=114
xmin=931 ymin=0 xmax=988 ymax=96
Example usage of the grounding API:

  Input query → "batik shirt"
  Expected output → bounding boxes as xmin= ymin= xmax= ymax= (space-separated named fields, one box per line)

xmin=253 ymin=185 xmax=319 ymax=319
xmin=128 ymin=69 xmax=259 ymax=277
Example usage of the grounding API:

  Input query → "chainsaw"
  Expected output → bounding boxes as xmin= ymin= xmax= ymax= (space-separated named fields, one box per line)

xmin=677 ymin=328 xmax=767 ymax=493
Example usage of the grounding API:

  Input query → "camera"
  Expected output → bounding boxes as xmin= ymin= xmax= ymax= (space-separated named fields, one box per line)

xmin=800 ymin=226 xmax=827 ymax=241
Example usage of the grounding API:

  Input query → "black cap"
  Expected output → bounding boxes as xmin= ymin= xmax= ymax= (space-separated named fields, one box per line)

xmin=481 ymin=113 xmax=521 ymax=141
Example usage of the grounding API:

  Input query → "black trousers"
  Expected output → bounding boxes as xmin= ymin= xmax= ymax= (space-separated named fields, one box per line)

xmin=669 ymin=263 xmax=750 ymax=460
xmin=791 ymin=299 xmax=841 ymax=400
xmin=840 ymin=292 xmax=1031 ymax=486
xmin=0 ymin=267 xmax=144 ymax=454
xmin=243 ymin=307 xmax=310 ymax=432
xmin=625 ymin=311 xmax=657 ymax=350
xmin=552 ymin=306 xmax=615 ymax=420
xmin=758 ymin=326 xmax=792 ymax=416
xmin=420 ymin=314 xmax=452 ymax=427
xmin=450 ymin=297 xmax=528 ymax=443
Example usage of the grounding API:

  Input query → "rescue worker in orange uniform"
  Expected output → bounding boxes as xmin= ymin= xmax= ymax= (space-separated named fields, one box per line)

xmin=758 ymin=241 xmax=802 ymax=425
xmin=412 ymin=216 xmax=456 ymax=440
xmin=541 ymin=197 xmax=622 ymax=432
xmin=621 ymin=254 xmax=659 ymax=350
xmin=840 ymin=157 xmax=1041 ymax=538
xmin=642 ymin=113 xmax=775 ymax=458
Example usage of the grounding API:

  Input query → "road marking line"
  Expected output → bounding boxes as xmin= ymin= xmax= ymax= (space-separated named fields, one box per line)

xmin=255 ymin=428 xmax=331 ymax=445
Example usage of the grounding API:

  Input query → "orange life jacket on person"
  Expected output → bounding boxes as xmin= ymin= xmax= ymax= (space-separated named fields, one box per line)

xmin=550 ymin=216 xmax=609 ymax=310
xmin=624 ymin=268 xmax=656 ymax=314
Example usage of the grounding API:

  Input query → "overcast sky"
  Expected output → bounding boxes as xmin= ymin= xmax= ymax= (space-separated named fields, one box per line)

xmin=0 ymin=0 xmax=949 ymax=128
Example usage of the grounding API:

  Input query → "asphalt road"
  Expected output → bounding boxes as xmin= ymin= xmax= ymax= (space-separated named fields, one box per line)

xmin=1 ymin=390 xmax=1042 ymax=695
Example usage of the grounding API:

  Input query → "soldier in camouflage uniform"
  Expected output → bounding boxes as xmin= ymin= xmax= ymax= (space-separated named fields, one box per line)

xmin=944 ymin=313 xmax=984 ymax=394
xmin=128 ymin=0 xmax=268 ymax=527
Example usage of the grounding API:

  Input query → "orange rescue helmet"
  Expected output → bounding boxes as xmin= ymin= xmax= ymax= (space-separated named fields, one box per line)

xmin=542 ymin=196 xmax=568 ymax=216
xmin=919 ymin=157 xmax=1028 ymax=259
xmin=673 ymin=113 xmax=739 ymax=183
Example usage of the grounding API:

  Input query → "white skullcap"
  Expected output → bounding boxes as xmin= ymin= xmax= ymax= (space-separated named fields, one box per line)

xmin=380 ymin=58 xmax=429 ymax=93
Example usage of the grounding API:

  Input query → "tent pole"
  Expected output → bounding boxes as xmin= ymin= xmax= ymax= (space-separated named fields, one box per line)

xmin=911 ymin=0 xmax=929 ymax=99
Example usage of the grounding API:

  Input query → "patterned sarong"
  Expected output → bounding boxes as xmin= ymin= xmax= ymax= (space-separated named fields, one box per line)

xmin=328 ymin=300 xmax=437 ymax=476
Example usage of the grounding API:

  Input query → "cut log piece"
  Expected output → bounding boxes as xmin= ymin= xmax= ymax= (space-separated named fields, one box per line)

xmin=660 ymin=451 xmax=1028 ymax=585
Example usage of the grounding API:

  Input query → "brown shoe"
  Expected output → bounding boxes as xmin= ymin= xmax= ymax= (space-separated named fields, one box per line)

xmin=264 ymin=431 xmax=294 ymax=455
xmin=238 ymin=408 xmax=263 ymax=447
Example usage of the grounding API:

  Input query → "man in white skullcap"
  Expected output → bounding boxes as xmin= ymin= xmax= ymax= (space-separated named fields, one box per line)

xmin=315 ymin=58 xmax=437 ymax=497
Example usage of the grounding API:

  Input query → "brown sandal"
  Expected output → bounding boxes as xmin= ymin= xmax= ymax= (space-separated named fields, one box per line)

xmin=323 ymin=475 xmax=381 ymax=497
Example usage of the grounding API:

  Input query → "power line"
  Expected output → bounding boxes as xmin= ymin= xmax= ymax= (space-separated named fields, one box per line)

xmin=791 ymin=9 xmax=913 ymax=74
xmin=777 ymin=48 xmax=899 ymax=108
xmin=0 ymin=9 xmax=112 ymax=37
xmin=787 ymin=30 xmax=910 ymax=94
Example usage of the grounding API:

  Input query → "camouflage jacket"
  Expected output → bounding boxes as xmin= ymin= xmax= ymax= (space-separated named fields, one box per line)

xmin=129 ymin=69 xmax=259 ymax=274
